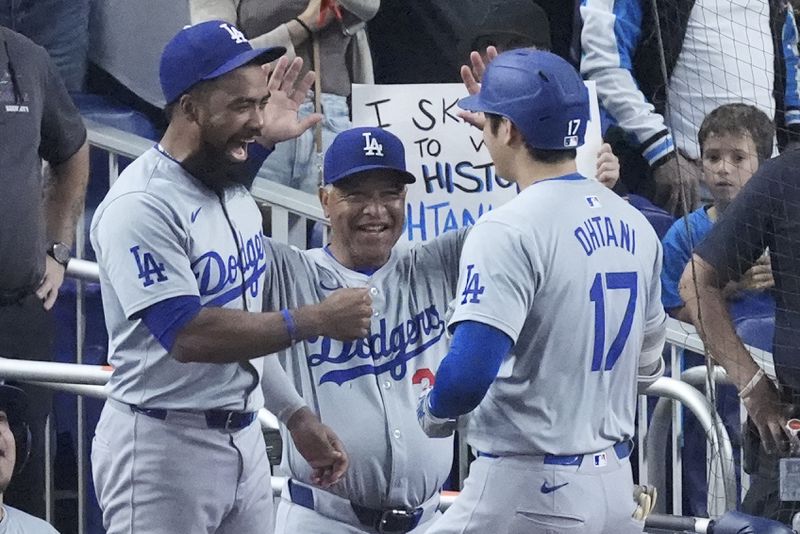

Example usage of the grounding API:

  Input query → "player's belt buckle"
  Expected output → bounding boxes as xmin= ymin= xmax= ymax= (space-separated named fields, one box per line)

xmin=375 ymin=508 xmax=421 ymax=533
xmin=224 ymin=412 xmax=235 ymax=431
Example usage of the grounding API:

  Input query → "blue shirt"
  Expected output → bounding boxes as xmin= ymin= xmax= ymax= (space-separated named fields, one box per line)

xmin=661 ymin=206 xmax=774 ymax=322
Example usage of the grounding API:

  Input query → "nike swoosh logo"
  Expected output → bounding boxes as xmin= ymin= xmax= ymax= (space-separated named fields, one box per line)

xmin=320 ymin=280 xmax=342 ymax=291
xmin=191 ymin=207 xmax=202 ymax=223
xmin=540 ymin=481 xmax=569 ymax=494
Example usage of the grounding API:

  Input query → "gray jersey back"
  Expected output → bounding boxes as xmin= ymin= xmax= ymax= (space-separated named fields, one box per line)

xmin=263 ymin=231 xmax=465 ymax=508
xmin=90 ymin=148 xmax=266 ymax=411
xmin=449 ymin=176 xmax=665 ymax=456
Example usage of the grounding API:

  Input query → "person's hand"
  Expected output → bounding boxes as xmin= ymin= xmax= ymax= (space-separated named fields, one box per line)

xmin=36 ymin=255 xmax=66 ymax=311
xmin=740 ymin=372 xmax=796 ymax=455
xmin=652 ymin=152 xmax=701 ymax=216
xmin=739 ymin=254 xmax=774 ymax=292
xmin=287 ymin=407 xmax=348 ymax=487
xmin=723 ymin=253 xmax=774 ymax=298
xmin=315 ymin=288 xmax=372 ymax=340
xmin=298 ymin=0 xmax=335 ymax=32
xmin=596 ymin=143 xmax=620 ymax=189
xmin=257 ymin=57 xmax=322 ymax=149
xmin=416 ymin=388 xmax=457 ymax=438
xmin=457 ymin=46 xmax=499 ymax=131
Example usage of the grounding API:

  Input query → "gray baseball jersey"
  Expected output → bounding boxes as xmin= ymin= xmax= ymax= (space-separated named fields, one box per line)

xmin=90 ymin=147 xmax=274 ymax=534
xmin=449 ymin=174 xmax=665 ymax=456
xmin=90 ymin=147 xmax=266 ymax=410
xmin=261 ymin=230 xmax=466 ymax=510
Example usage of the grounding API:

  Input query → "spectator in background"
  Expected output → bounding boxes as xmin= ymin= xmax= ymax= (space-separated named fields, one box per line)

xmin=580 ymin=0 xmax=800 ymax=215
xmin=0 ymin=0 xmax=89 ymax=92
xmin=662 ymin=103 xmax=775 ymax=517
xmin=369 ymin=0 xmax=577 ymax=85
xmin=191 ymin=0 xmax=380 ymax=194
xmin=0 ymin=385 xmax=59 ymax=533
xmin=0 ymin=26 xmax=89 ymax=519
xmin=680 ymin=144 xmax=800 ymax=524
xmin=460 ymin=0 xmax=552 ymax=62
xmin=663 ymin=104 xmax=776 ymax=325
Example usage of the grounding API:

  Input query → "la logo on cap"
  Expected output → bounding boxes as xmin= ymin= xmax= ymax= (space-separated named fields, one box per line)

xmin=362 ymin=132 xmax=384 ymax=157
xmin=220 ymin=23 xmax=247 ymax=44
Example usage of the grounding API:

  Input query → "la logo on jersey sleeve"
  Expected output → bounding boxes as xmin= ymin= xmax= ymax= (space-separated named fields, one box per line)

xmin=130 ymin=246 xmax=168 ymax=287
xmin=460 ymin=264 xmax=485 ymax=304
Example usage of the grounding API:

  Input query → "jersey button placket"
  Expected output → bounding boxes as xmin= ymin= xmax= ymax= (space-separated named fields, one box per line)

xmin=369 ymin=286 xmax=382 ymax=319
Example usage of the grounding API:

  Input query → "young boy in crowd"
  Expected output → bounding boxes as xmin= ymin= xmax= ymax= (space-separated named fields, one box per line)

xmin=660 ymin=103 xmax=776 ymax=516
xmin=661 ymin=103 xmax=775 ymax=324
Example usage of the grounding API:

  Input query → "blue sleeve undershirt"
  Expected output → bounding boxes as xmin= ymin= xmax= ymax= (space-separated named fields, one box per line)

xmin=135 ymin=295 xmax=203 ymax=352
xmin=428 ymin=321 xmax=513 ymax=419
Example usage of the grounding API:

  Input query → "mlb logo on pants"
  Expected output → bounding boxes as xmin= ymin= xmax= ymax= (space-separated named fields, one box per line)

xmin=593 ymin=453 xmax=607 ymax=467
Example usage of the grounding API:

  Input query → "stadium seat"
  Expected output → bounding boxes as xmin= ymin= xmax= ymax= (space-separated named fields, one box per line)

xmin=72 ymin=93 xmax=159 ymax=141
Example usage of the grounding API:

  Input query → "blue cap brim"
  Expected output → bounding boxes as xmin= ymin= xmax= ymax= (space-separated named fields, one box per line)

xmin=204 ymin=46 xmax=286 ymax=82
xmin=327 ymin=164 xmax=416 ymax=185
xmin=457 ymin=93 xmax=490 ymax=113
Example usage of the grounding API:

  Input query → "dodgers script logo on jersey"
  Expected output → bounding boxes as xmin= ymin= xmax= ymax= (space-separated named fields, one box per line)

xmin=306 ymin=304 xmax=446 ymax=386
xmin=191 ymin=230 xmax=267 ymax=306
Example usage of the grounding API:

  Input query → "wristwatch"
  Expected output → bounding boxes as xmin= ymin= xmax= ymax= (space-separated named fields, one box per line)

xmin=47 ymin=242 xmax=71 ymax=267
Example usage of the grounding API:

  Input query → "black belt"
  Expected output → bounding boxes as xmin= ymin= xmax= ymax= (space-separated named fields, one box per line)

xmin=288 ymin=479 xmax=423 ymax=533
xmin=351 ymin=502 xmax=423 ymax=533
xmin=129 ymin=404 xmax=257 ymax=431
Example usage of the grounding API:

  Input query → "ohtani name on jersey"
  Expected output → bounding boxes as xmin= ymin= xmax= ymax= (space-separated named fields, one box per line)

xmin=191 ymin=230 xmax=266 ymax=306
xmin=307 ymin=304 xmax=446 ymax=386
xmin=574 ymin=216 xmax=636 ymax=257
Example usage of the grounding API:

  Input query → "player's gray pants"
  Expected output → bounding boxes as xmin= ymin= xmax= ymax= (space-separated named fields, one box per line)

xmin=91 ymin=401 xmax=273 ymax=534
xmin=426 ymin=446 xmax=644 ymax=534
xmin=274 ymin=479 xmax=440 ymax=533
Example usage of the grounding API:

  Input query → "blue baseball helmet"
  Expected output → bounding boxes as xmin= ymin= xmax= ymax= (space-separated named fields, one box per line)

xmin=458 ymin=49 xmax=590 ymax=150
xmin=324 ymin=127 xmax=416 ymax=185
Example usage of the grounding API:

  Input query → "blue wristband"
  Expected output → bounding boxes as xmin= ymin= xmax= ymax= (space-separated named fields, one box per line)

xmin=282 ymin=308 xmax=298 ymax=341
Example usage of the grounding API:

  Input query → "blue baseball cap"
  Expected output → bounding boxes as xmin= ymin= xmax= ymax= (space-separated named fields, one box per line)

xmin=324 ymin=127 xmax=416 ymax=186
xmin=160 ymin=20 xmax=285 ymax=104
xmin=458 ymin=49 xmax=590 ymax=150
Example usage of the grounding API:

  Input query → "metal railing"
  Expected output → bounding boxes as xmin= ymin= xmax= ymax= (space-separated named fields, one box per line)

xmin=1 ymin=355 xmax=727 ymax=531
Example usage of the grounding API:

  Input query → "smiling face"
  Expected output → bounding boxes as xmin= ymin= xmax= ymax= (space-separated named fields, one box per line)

xmin=191 ymin=64 xmax=269 ymax=167
xmin=0 ymin=412 xmax=15 ymax=493
xmin=320 ymin=170 xmax=407 ymax=270
xmin=701 ymin=132 xmax=760 ymax=212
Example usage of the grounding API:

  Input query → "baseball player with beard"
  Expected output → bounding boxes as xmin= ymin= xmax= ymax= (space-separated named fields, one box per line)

xmin=417 ymin=49 xmax=667 ymax=534
xmin=90 ymin=22 xmax=372 ymax=534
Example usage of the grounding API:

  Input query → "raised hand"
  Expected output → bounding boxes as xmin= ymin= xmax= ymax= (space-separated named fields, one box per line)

xmin=596 ymin=143 xmax=620 ymax=189
xmin=257 ymin=56 xmax=322 ymax=148
xmin=457 ymin=46 xmax=499 ymax=131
